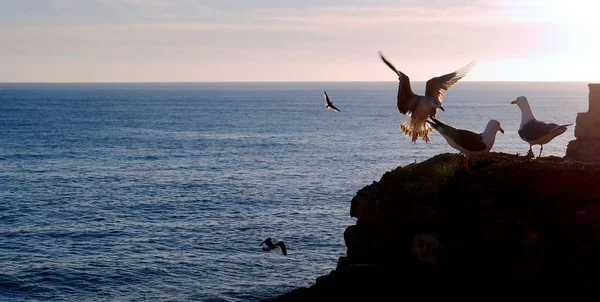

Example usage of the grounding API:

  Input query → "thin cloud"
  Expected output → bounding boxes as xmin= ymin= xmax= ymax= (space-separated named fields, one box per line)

xmin=95 ymin=0 xmax=176 ymax=7
xmin=1 ymin=0 xmax=592 ymax=81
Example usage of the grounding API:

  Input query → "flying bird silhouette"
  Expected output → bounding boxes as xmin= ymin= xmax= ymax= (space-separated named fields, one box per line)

xmin=260 ymin=238 xmax=287 ymax=256
xmin=379 ymin=51 xmax=475 ymax=143
xmin=323 ymin=91 xmax=340 ymax=112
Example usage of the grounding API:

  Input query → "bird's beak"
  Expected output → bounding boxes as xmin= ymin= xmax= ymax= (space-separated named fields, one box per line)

xmin=510 ymin=100 xmax=516 ymax=104
xmin=439 ymin=106 xmax=445 ymax=111
xmin=499 ymin=126 xmax=504 ymax=134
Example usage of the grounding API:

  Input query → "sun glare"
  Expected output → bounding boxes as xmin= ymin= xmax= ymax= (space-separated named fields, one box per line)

xmin=508 ymin=1 xmax=600 ymax=81
xmin=546 ymin=1 xmax=600 ymax=27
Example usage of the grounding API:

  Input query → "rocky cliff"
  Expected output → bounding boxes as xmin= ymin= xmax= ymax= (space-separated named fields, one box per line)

xmin=266 ymin=152 xmax=600 ymax=300
xmin=566 ymin=83 xmax=600 ymax=162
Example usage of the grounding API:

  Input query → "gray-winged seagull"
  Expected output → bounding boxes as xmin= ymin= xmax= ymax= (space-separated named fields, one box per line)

xmin=260 ymin=238 xmax=287 ymax=256
xmin=511 ymin=96 xmax=572 ymax=158
xmin=379 ymin=51 xmax=475 ymax=143
xmin=426 ymin=116 xmax=504 ymax=171
xmin=323 ymin=91 xmax=340 ymax=112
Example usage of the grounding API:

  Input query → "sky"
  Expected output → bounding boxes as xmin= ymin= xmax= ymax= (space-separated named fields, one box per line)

xmin=1 ymin=0 xmax=599 ymax=82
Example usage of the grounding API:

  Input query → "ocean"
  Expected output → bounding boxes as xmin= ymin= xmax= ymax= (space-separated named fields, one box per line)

xmin=0 ymin=81 xmax=589 ymax=301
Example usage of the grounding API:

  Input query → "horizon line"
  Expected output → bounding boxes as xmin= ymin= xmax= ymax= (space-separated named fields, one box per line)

xmin=0 ymin=80 xmax=595 ymax=84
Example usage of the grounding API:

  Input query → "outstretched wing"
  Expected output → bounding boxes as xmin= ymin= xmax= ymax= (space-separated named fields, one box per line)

xmin=323 ymin=91 xmax=331 ymax=106
xmin=324 ymin=91 xmax=340 ymax=112
xmin=379 ymin=51 xmax=401 ymax=77
xmin=260 ymin=238 xmax=272 ymax=247
xmin=276 ymin=242 xmax=287 ymax=256
xmin=425 ymin=61 xmax=475 ymax=101
xmin=397 ymin=73 xmax=420 ymax=115
xmin=379 ymin=52 xmax=419 ymax=115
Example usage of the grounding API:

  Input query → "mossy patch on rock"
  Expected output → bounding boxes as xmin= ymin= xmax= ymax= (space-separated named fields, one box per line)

xmin=385 ymin=152 xmax=463 ymax=197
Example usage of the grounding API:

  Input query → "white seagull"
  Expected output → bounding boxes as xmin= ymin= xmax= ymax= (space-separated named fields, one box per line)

xmin=379 ymin=51 xmax=475 ymax=143
xmin=426 ymin=116 xmax=504 ymax=171
xmin=511 ymin=96 xmax=572 ymax=158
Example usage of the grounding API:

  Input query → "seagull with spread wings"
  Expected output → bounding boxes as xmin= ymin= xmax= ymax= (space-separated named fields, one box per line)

xmin=260 ymin=238 xmax=287 ymax=256
xmin=379 ymin=52 xmax=475 ymax=142
xmin=323 ymin=91 xmax=340 ymax=112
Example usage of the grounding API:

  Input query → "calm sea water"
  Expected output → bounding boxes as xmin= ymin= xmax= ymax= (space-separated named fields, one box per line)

xmin=0 ymin=82 xmax=589 ymax=301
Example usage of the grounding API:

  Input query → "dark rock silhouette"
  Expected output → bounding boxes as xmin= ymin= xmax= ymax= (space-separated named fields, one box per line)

xmin=566 ymin=83 xmax=600 ymax=162
xmin=265 ymin=152 xmax=600 ymax=301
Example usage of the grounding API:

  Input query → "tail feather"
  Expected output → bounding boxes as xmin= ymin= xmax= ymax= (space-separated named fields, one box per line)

xmin=425 ymin=119 xmax=437 ymax=130
xmin=428 ymin=116 xmax=444 ymax=126
xmin=400 ymin=119 xmax=434 ymax=142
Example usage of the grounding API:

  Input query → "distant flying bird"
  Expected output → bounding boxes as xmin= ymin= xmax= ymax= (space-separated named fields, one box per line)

xmin=426 ymin=116 xmax=504 ymax=171
xmin=511 ymin=96 xmax=572 ymax=158
xmin=379 ymin=51 xmax=475 ymax=143
xmin=323 ymin=91 xmax=340 ymax=112
xmin=260 ymin=238 xmax=287 ymax=256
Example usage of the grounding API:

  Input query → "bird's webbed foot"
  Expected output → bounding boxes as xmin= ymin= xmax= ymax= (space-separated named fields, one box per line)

xmin=525 ymin=148 xmax=534 ymax=160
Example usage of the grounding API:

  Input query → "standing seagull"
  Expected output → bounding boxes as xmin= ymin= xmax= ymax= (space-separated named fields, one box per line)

xmin=323 ymin=91 xmax=340 ymax=112
xmin=379 ymin=52 xmax=475 ymax=143
xmin=426 ymin=116 xmax=504 ymax=171
xmin=260 ymin=238 xmax=287 ymax=256
xmin=511 ymin=96 xmax=572 ymax=158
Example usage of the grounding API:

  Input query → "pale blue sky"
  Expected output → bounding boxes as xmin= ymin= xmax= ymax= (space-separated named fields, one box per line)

xmin=1 ymin=0 xmax=599 ymax=82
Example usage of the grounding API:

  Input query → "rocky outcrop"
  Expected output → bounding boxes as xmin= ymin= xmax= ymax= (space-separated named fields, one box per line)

xmin=266 ymin=153 xmax=600 ymax=301
xmin=566 ymin=83 xmax=600 ymax=162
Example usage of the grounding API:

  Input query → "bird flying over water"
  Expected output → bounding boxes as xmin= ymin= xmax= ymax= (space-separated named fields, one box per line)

xmin=379 ymin=51 xmax=475 ymax=143
xmin=323 ymin=91 xmax=340 ymax=112
xmin=511 ymin=96 xmax=572 ymax=158
xmin=426 ymin=116 xmax=504 ymax=171
xmin=260 ymin=238 xmax=287 ymax=256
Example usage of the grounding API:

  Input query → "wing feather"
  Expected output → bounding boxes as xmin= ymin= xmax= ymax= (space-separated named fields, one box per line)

xmin=379 ymin=52 xmax=419 ymax=115
xmin=323 ymin=91 xmax=331 ymax=105
xmin=397 ymin=73 xmax=420 ymax=115
xmin=454 ymin=129 xmax=487 ymax=151
xmin=519 ymin=120 xmax=570 ymax=141
xmin=425 ymin=61 xmax=475 ymax=101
